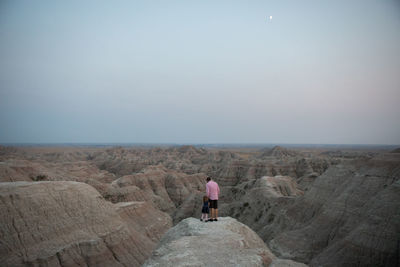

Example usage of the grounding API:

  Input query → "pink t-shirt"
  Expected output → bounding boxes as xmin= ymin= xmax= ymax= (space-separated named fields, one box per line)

xmin=206 ymin=180 xmax=220 ymax=200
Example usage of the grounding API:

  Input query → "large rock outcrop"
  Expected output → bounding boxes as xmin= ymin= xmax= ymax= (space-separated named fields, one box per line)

xmin=115 ymin=201 xmax=172 ymax=243
xmin=264 ymin=156 xmax=400 ymax=266
xmin=219 ymin=176 xmax=303 ymax=234
xmin=0 ymin=181 xmax=172 ymax=266
xmin=105 ymin=165 xmax=207 ymax=216
xmin=144 ymin=217 xmax=307 ymax=267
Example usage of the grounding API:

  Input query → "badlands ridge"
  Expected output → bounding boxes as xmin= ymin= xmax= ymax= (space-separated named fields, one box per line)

xmin=0 ymin=145 xmax=399 ymax=266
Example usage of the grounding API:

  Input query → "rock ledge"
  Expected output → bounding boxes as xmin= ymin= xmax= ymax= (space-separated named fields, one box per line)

xmin=144 ymin=217 xmax=306 ymax=267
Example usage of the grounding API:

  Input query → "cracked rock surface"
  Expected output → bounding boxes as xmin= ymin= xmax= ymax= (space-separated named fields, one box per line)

xmin=144 ymin=217 xmax=307 ymax=267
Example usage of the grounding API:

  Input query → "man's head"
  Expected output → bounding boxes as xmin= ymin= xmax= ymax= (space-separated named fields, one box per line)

xmin=206 ymin=177 xmax=211 ymax=182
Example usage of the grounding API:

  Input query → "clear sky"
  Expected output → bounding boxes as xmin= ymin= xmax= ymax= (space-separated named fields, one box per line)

xmin=1 ymin=0 xmax=399 ymax=144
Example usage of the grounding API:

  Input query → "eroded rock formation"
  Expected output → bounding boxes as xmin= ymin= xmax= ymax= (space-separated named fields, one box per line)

xmin=143 ymin=217 xmax=307 ymax=267
xmin=265 ymin=156 xmax=400 ymax=266
xmin=0 ymin=181 xmax=172 ymax=266
xmin=0 ymin=145 xmax=398 ymax=266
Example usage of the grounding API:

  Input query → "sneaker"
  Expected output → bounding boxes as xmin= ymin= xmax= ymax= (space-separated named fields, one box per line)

xmin=207 ymin=219 xmax=213 ymax=222
xmin=200 ymin=218 xmax=203 ymax=221
xmin=214 ymin=218 xmax=218 ymax=221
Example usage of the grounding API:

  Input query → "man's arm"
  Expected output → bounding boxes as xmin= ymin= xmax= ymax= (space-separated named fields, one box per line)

xmin=206 ymin=183 xmax=210 ymax=197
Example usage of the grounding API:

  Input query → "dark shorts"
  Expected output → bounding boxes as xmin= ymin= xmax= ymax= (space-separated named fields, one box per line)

xmin=202 ymin=206 xmax=209 ymax=214
xmin=209 ymin=199 xmax=218 ymax=209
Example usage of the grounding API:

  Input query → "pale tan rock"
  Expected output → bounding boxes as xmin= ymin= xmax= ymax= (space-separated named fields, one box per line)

xmin=115 ymin=201 xmax=172 ymax=243
xmin=0 ymin=181 xmax=171 ymax=266
xmin=143 ymin=217 xmax=277 ymax=267
xmin=109 ymin=166 xmax=206 ymax=215
xmin=258 ymin=176 xmax=304 ymax=197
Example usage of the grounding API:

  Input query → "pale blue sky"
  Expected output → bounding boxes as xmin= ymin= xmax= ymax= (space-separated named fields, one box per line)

xmin=1 ymin=0 xmax=399 ymax=144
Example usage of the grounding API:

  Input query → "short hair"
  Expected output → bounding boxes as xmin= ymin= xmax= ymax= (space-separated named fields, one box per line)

xmin=206 ymin=177 xmax=211 ymax=182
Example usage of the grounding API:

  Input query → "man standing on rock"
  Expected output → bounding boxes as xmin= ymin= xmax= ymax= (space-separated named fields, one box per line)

xmin=206 ymin=177 xmax=220 ymax=221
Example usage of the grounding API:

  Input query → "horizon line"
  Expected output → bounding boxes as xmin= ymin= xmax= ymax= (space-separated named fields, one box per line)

xmin=1 ymin=142 xmax=398 ymax=147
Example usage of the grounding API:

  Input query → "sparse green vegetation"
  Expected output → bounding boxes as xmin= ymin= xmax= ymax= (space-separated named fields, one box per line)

xmin=33 ymin=174 xmax=47 ymax=181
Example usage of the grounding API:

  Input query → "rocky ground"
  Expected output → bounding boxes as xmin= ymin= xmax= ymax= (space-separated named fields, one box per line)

xmin=0 ymin=144 xmax=399 ymax=266
xmin=144 ymin=217 xmax=306 ymax=267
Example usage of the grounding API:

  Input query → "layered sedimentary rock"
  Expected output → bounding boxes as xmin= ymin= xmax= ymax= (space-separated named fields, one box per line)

xmin=0 ymin=146 xmax=331 ymax=190
xmin=105 ymin=165 xmax=207 ymax=216
xmin=83 ymin=145 xmax=331 ymax=188
xmin=0 ymin=181 xmax=171 ymax=266
xmin=0 ymin=158 xmax=116 ymax=184
xmin=143 ymin=217 xmax=307 ymax=267
xmin=265 ymin=155 xmax=400 ymax=266
xmin=115 ymin=201 xmax=172 ymax=243
xmin=219 ymin=176 xmax=304 ymax=232
xmin=259 ymin=146 xmax=299 ymax=158
xmin=1 ymin=145 xmax=399 ymax=266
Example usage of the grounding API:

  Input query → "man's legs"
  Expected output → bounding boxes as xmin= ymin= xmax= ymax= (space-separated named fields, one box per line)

xmin=209 ymin=200 xmax=218 ymax=220
xmin=209 ymin=200 xmax=219 ymax=220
